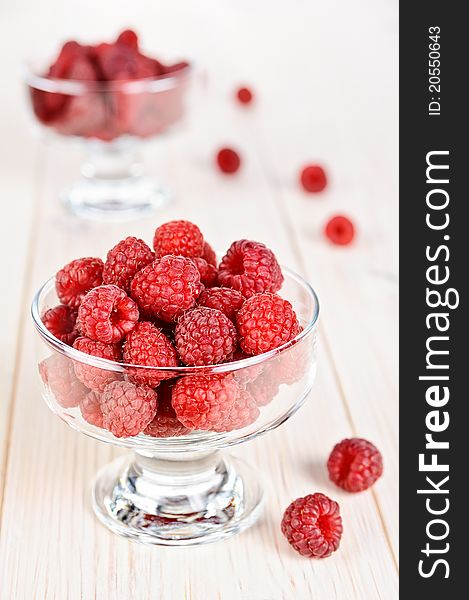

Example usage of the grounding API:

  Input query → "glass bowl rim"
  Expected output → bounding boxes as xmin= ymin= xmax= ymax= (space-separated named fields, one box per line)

xmin=31 ymin=265 xmax=320 ymax=374
xmin=22 ymin=60 xmax=193 ymax=95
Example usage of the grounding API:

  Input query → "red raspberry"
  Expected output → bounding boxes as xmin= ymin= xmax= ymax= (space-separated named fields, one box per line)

xmin=130 ymin=255 xmax=202 ymax=322
xmin=100 ymin=380 xmax=158 ymax=438
xmin=218 ymin=240 xmax=283 ymax=298
xmin=327 ymin=438 xmax=383 ymax=492
xmin=39 ymin=354 xmax=87 ymax=408
xmin=216 ymin=148 xmax=241 ymax=174
xmin=272 ymin=330 xmax=312 ymax=386
xmin=72 ymin=336 xmax=122 ymax=391
xmin=41 ymin=304 xmax=78 ymax=345
xmin=116 ymin=29 xmax=139 ymax=50
xmin=172 ymin=374 xmax=259 ymax=432
xmin=191 ymin=257 xmax=218 ymax=287
xmin=96 ymin=44 xmax=157 ymax=81
xmin=103 ymin=236 xmax=155 ymax=293
xmin=300 ymin=165 xmax=328 ymax=193
xmin=153 ymin=220 xmax=204 ymax=259
xmin=237 ymin=292 xmax=300 ymax=355
xmin=245 ymin=365 xmax=280 ymax=406
xmin=175 ymin=307 xmax=237 ymax=366
xmin=325 ymin=215 xmax=355 ymax=246
xmin=77 ymin=284 xmax=139 ymax=343
xmin=236 ymin=86 xmax=253 ymax=105
xmin=123 ymin=321 xmax=179 ymax=387
xmin=80 ymin=390 xmax=104 ymax=428
xmin=144 ymin=382 xmax=190 ymax=438
xmin=231 ymin=348 xmax=265 ymax=386
xmin=56 ymin=257 xmax=104 ymax=309
xmin=163 ymin=61 xmax=190 ymax=74
xmin=202 ymin=241 xmax=217 ymax=267
xmin=198 ymin=287 xmax=244 ymax=323
xmin=281 ymin=493 xmax=343 ymax=559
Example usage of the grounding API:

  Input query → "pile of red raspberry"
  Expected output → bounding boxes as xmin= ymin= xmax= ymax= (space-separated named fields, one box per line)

xmin=30 ymin=30 xmax=189 ymax=141
xmin=40 ymin=220 xmax=305 ymax=439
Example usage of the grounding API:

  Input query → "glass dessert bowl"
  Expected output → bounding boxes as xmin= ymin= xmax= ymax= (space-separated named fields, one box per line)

xmin=32 ymin=267 xmax=319 ymax=547
xmin=24 ymin=33 xmax=192 ymax=221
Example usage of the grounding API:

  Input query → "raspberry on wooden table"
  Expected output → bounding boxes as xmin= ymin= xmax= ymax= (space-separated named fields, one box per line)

xmin=77 ymin=284 xmax=139 ymax=344
xmin=55 ymin=257 xmax=104 ymax=309
xmin=102 ymin=236 xmax=154 ymax=293
xmin=324 ymin=215 xmax=355 ymax=246
xmin=191 ymin=257 xmax=218 ymax=287
xmin=216 ymin=147 xmax=241 ymax=174
xmin=123 ymin=321 xmax=179 ymax=387
xmin=100 ymin=380 xmax=158 ymax=438
xmin=236 ymin=86 xmax=254 ymax=105
xmin=130 ymin=255 xmax=202 ymax=322
xmin=80 ymin=390 xmax=104 ymax=428
xmin=198 ymin=287 xmax=244 ymax=323
xmin=327 ymin=438 xmax=383 ymax=492
xmin=153 ymin=220 xmax=204 ymax=258
xmin=218 ymin=239 xmax=283 ymax=298
xmin=175 ymin=307 xmax=237 ymax=366
xmin=41 ymin=304 xmax=78 ymax=345
xmin=300 ymin=165 xmax=328 ymax=193
xmin=72 ymin=336 xmax=122 ymax=391
xmin=171 ymin=374 xmax=258 ymax=432
xmin=144 ymin=381 xmax=190 ymax=438
xmin=281 ymin=493 xmax=343 ymax=559
xmin=39 ymin=354 xmax=87 ymax=409
xmin=236 ymin=292 xmax=300 ymax=355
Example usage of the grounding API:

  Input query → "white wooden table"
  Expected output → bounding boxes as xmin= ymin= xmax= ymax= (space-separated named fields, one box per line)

xmin=0 ymin=1 xmax=398 ymax=598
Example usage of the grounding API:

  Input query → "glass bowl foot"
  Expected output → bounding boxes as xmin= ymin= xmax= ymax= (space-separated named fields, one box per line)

xmin=62 ymin=176 xmax=170 ymax=222
xmin=91 ymin=450 xmax=264 ymax=547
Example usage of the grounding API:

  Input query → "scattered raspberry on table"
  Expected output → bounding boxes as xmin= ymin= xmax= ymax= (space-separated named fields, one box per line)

xmin=236 ymin=86 xmax=254 ymax=105
xmin=281 ymin=493 xmax=343 ymax=558
xmin=216 ymin=147 xmax=241 ymax=174
xmin=300 ymin=165 xmax=328 ymax=193
xmin=327 ymin=437 xmax=383 ymax=492
xmin=324 ymin=215 xmax=355 ymax=245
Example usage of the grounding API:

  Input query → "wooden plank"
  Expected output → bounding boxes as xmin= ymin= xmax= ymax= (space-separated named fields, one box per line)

xmin=0 ymin=15 xmax=41 ymax=511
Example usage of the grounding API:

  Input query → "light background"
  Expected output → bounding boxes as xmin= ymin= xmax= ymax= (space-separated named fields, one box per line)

xmin=0 ymin=1 xmax=398 ymax=598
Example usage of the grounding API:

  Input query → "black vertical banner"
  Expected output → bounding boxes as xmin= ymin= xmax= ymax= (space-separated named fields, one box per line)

xmin=400 ymin=2 xmax=466 ymax=595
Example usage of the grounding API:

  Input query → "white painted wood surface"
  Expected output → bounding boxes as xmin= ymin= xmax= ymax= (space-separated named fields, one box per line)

xmin=0 ymin=1 xmax=398 ymax=598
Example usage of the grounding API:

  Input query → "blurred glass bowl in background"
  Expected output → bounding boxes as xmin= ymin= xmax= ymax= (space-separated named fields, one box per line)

xmin=24 ymin=60 xmax=192 ymax=220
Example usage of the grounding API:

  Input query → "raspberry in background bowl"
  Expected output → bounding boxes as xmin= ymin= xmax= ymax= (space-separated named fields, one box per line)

xmin=23 ymin=30 xmax=192 ymax=221
xmin=31 ymin=220 xmax=319 ymax=547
